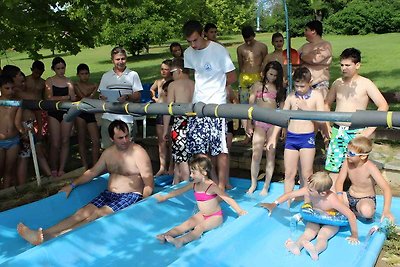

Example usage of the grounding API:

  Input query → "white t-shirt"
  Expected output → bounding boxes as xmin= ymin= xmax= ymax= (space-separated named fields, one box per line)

xmin=98 ymin=68 xmax=143 ymax=122
xmin=184 ymin=41 xmax=235 ymax=104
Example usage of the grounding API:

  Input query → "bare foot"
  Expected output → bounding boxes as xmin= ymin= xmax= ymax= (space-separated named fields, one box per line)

xmin=57 ymin=170 xmax=65 ymax=177
xmin=259 ymin=188 xmax=269 ymax=196
xmin=17 ymin=223 xmax=44 ymax=245
xmin=246 ymin=185 xmax=257 ymax=194
xmin=303 ymin=241 xmax=319 ymax=261
xmin=51 ymin=170 xmax=58 ymax=178
xmin=154 ymin=169 xmax=166 ymax=177
xmin=156 ymin=234 xmax=166 ymax=244
xmin=285 ymin=239 xmax=300 ymax=255
xmin=165 ymin=235 xmax=183 ymax=248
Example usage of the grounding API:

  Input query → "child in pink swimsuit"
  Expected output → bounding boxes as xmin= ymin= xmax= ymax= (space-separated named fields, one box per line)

xmin=155 ymin=155 xmax=247 ymax=248
xmin=246 ymin=61 xmax=286 ymax=195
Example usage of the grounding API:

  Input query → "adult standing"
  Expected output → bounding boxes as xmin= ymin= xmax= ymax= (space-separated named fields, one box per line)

xmin=98 ymin=47 xmax=143 ymax=149
xmin=183 ymin=20 xmax=236 ymax=190
xmin=298 ymin=20 xmax=332 ymax=98
xmin=237 ymin=26 xmax=268 ymax=142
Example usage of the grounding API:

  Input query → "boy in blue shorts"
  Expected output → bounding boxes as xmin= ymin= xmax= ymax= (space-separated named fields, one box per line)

xmin=267 ymin=67 xmax=327 ymax=206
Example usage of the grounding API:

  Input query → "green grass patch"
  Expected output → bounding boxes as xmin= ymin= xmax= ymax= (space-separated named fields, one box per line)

xmin=2 ymin=33 xmax=400 ymax=98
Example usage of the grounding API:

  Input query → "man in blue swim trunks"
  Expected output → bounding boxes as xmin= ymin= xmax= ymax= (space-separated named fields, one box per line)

xmin=17 ymin=120 xmax=154 ymax=245
xmin=182 ymin=20 xmax=236 ymax=190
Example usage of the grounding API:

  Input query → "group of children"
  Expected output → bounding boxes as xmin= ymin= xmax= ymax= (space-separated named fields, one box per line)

xmin=151 ymin=39 xmax=395 ymax=261
xmin=0 ymin=59 xmax=99 ymax=189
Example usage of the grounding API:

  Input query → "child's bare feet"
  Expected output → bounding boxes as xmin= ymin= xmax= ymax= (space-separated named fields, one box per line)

xmin=246 ymin=185 xmax=257 ymax=194
xmin=165 ymin=235 xmax=183 ymax=248
xmin=303 ymin=241 xmax=319 ymax=260
xmin=17 ymin=223 xmax=44 ymax=245
xmin=285 ymin=239 xmax=300 ymax=255
xmin=156 ymin=234 xmax=166 ymax=243
xmin=259 ymin=188 xmax=269 ymax=196
xmin=57 ymin=170 xmax=65 ymax=177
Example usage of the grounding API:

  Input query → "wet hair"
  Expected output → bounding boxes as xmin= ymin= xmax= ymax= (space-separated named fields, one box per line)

xmin=261 ymin=61 xmax=285 ymax=104
xmin=31 ymin=60 xmax=45 ymax=71
xmin=171 ymin=57 xmax=189 ymax=74
xmin=307 ymin=172 xmax=332 ymax=193
xmin=51 ymin=57 xmax=66 ymax=70
xmin=0 ymin=74 xmax=14 ymax=87
xmin=77 ymin=63 xmax=90 ymax=74
xmin=293 ymin=66 xmax=312 ymax=83
xmin=108 ymin=120 xmax=129 ymax=139
xmin=111 ymin=46 xmax=127 ymax=59
xmin=306 ymin=20 xmax=323 ymax=36
xmin=204 ymin=23 xmax=217 ymax=33
xmin=169 ymin=42 xmax=182 ymax=53
xmin=2 ymin=65 xmax=21 ymax=79
xmin=272 ymin=32 xmax=284 ymax=42
xmin=189 ymin=155 xmax=212 ymax=179
xmin=241 ymin=26 xmax=255 ymax=39
xmin=348 ymin=136 xmax=372 ymax=154
xmin=183 ymin=20 xmax=203 ymax=38
xmin=340 ymin=48 xmax=361 ymax=64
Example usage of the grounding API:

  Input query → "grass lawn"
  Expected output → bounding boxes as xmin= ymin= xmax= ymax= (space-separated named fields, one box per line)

xmin=2 ymin=32 xmax=400 ymax=95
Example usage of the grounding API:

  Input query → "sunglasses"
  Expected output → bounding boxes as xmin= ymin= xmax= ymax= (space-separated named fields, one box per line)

xmin=347 ymin=150 xmax=369 ymax=157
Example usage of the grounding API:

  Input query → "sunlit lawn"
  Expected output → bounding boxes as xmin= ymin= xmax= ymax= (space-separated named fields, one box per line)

xmin=2 ymin=32 xmax=399 ymax=103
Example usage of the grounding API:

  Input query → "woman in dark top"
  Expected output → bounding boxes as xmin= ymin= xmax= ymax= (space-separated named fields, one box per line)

xmin=45 ymin=57 xmax=76 ymax=177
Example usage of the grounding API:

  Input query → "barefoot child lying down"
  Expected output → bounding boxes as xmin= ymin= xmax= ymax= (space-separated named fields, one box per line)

xmin=259 ymin=172 xmax=359 ymax=260
xmin=155 ymin=155 xmax=247 ymax=248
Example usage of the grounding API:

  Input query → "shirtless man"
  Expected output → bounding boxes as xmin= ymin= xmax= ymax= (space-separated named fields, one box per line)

xmin=0 ymin=75 xmax=19 ymax=189
xmin=237 ymin=26 xmax=268 ymax=140
xmin=17 ymin=120 xmax=154 ymax=245
xmin=324 ymin=48 xmax=388 ymax=182
xmin=298 ymin=20 xmax=332 ymax=98
xmin=163 ymin=58 xmax=194 ymax=184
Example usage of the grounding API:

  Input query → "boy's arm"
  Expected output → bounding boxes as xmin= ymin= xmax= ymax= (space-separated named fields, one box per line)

xmin=360 ymin=81 xmax=389 ymax=137
xmin=155 ymin=183 xmax=193 ymax=202
xmin=226 ymin=70 xmax=237 ymax=87
xmin=14 ymin=108 xmax=25 ymax=134
xmin=236 ymin=47 xmax=243 ymax=73
xmin=368 ymin=161 xmax=394 ymax=222
xmin=332 ymin=196 xmax=359 ymax=243
xmin=259 ymin=187 xmax=307 ymax=215
xmin=335 ymin=160 xmax=349 ymax=202
xmin=149 ymin=81 xmax=158 ymax=102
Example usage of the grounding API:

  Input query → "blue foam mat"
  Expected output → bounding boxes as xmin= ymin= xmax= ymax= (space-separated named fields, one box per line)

xmin=0 ymin=176 xmax=398 ymax=267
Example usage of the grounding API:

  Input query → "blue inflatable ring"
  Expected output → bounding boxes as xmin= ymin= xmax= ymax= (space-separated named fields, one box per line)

xmin=300 ymin=203 xmax=349 ymax=227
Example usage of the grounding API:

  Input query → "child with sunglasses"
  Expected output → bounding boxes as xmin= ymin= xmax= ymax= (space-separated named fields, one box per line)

xmin=335 ymin=136 xmax=394 ymax=223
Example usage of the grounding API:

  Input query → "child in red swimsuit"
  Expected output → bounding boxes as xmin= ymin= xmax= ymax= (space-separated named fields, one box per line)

xmin=155 ymin=155 xmax=247 ymax=248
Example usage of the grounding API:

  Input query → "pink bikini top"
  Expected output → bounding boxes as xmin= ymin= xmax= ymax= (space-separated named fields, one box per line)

xmin=256 ymin=90 xmax=277 ymax=100
xmin=193 ymin=183 xmax=217 ymax=202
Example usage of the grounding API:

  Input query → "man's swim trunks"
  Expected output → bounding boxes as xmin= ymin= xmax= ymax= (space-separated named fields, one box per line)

xmin=171 ymin=116 xmax=190 ymax=163
xmin=188 ymin=117 xmax=228 ymax=156
xmin=239 ymin=73 xmax=261 ymax=104
xmin=325 ymin=124 xmax=363 ymax=173
xmin=285 ymin=131 xmax=315 ymax=150
xmin=346 ymin=191 xmax=376 ymax=213
xmin=90 ymin=190 xmax=143 ymax=212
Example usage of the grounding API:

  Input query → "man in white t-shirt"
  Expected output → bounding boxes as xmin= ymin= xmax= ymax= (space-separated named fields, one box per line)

xmin=98 ymin=47 xmax=143 ymax=149
xmin=183 ymin=20 xmax=236 ymax=190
